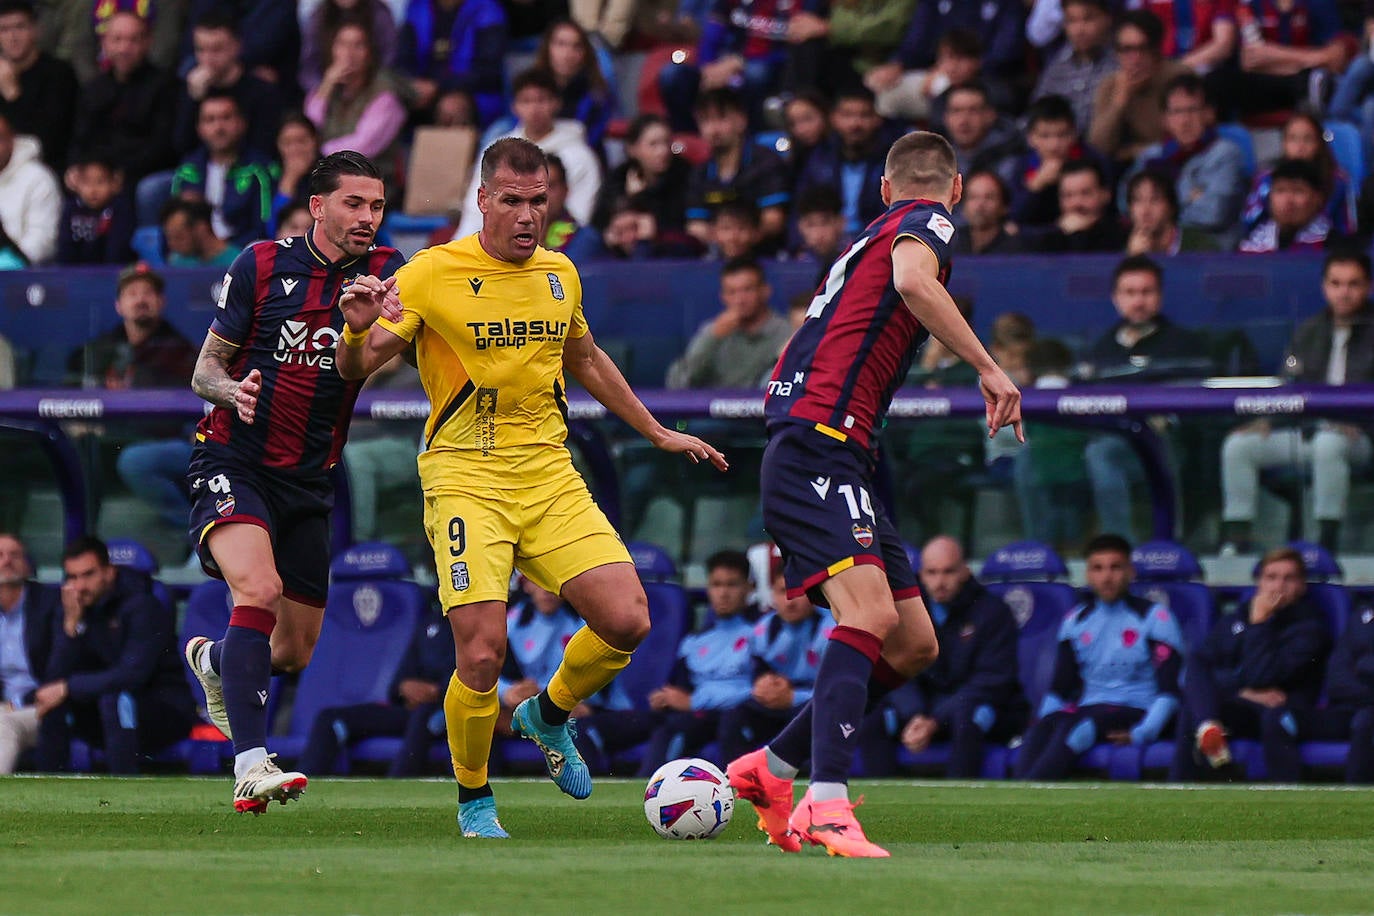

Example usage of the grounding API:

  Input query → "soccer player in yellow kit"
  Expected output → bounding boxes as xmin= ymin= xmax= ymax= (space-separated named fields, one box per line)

xmin=337 ymin=137 xmax=727 ymax=837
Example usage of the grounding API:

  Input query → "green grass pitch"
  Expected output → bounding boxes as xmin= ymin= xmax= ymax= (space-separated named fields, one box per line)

xmin=2 ymin=777 xmax=1373 ymax=915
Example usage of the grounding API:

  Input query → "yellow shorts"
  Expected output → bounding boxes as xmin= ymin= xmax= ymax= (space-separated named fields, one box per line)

xmin=423 ymin=462 xmax=631 ymax=609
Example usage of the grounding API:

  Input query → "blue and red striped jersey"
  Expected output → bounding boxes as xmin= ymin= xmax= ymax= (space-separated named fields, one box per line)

xmin=764 ymin=198 xmax=955 ymax=455
xmin=195 ymin=233 xmax=406 ymax=474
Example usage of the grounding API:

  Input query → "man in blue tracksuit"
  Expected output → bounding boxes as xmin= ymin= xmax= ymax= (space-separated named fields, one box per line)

xmin=1266 ymin=603 xmax=1374 ymax=783
xmin=860 ymin=536 xmax=1027 ymax=777
xmin=34 ymin=537 xmax=194 ymax=773
xmin=1016 ymin=534 xmax=1183 ymax=780
xmin=719 ymin=566 xmax=833 ymax=762
xmin=1172 ymin=546 xmax=1333 ymax=780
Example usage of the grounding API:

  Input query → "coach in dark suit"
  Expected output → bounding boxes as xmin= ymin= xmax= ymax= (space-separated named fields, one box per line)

xmin=0 ymin=532 xmax=60 ymax=774
xmin=34 ymin=537 xmax=194 ymax=773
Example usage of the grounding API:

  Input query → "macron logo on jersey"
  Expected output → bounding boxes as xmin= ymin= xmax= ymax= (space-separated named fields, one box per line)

xmin=274 ymin=319 xmax=340 ymax=368
xmin=926 ymin=212 xmax=954 ymax=243
xmin=282 ymin=278 xmax=299 ymax=296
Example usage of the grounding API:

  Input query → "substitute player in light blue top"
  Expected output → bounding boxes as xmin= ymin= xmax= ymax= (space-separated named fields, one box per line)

xmin=1015 ymin=534 xmax=1183 ymax=780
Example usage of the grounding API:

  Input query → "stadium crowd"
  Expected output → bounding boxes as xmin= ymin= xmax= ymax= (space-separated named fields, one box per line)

xmin=0 ymin=1 xmax=1362 ymax=268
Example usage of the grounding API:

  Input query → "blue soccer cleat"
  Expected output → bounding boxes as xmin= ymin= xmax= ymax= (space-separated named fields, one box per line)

xmin=458 ymin=796 xmax=509 ymax=838
xmin=510 ymin=696 xmax=592 ymax=799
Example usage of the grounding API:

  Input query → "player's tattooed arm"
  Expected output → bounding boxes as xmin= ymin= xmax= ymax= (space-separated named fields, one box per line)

xmin=192 ymin=332 xmax=260 ymax=424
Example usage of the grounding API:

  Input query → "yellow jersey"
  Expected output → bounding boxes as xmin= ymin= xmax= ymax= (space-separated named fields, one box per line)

xmin=378 ymin=234 xmax=588 ymax=489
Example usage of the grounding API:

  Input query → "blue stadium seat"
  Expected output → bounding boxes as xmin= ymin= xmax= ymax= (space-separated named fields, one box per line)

xmin=615 ymin=541 xmax=689 ymax=710
xmin=106 ymin=536 xmax=178 ymax=638
xmin=177 ymin=579 xmax=236 ymax=772
xmin=1324 ymin=120 xmax=1365 ymax=183
xmin=130 ymin=225 xmax=165 ymax=266
xmin=1216 ymin=122 xmax=1257 ymax=177
xmin=977 ymin=542 xmax=1079 ymax=776
xmin=1129 ymin=540 xmax=1215 ymax=653
xmin=272 ymin=544 xmax=426 ymax=761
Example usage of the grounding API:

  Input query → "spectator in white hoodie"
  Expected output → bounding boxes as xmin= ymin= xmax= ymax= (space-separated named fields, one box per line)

xmin=0 ymin=111 xmax=57 ymax=265
xmin=454 ymin=69 xmax=600 ymax=239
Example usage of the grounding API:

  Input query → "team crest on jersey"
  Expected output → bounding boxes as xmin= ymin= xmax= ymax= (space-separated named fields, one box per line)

xmin=340 ymin=274 xmax=362 ymax=292
xmin=215 ymin=495 xmax=236 ymax=517
xmin=851 ymin=524 xmax=873 ymax=548
xmin=926 ymin=212 xmax=955 ymax=243
xmin=450 ymin=561 xmax=470 ymax=592
xmin=547 ymin=272 xmax=565 ymax=300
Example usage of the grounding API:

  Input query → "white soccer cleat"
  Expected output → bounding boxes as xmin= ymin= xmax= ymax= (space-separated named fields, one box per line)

xmin=184 ymin=636 xmax=231 ymax=739
xmin=233 ymin=754 xmax=308 ymax=814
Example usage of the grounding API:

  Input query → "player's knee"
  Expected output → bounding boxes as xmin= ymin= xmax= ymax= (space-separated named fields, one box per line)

xmin=455 ymin=642 xmax=504 ymax=691
xmin=272 ymin=637 xmax=316 ymax=674
xmin=599 ymin=597 xmax=651 ymax=651
xmin=233 ymin=574 xmax=283 ymax=612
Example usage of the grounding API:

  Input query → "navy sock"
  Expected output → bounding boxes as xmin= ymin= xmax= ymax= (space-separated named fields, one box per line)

xmin=208 ymin=640 xmax=222 ymax=676
xmin=221 ymin=605 xmax=275 ymax=756
xmin=810 ymin=626 xmax=881 ymax=785
xmin=537 ymin=690 xmax=569 ymax=726
xmin=458 ymin=782 xmax=494 ymax=804
xmin=768 ymin=657 xmax=905 ymax=769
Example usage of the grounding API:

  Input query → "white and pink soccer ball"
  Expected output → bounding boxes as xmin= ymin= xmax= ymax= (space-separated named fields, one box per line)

xmin=643 ymin=758 xmax=734 ymax=839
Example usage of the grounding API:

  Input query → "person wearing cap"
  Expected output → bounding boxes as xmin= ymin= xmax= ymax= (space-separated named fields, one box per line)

xmin=66 ymin=262 xmax=197 ymax=390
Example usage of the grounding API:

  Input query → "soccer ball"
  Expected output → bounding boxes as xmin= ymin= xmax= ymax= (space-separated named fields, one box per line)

xmin=643 ymin=757 xmax=734 ymax=840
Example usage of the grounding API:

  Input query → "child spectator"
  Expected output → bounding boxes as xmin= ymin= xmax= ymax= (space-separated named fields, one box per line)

xmin=1237 ymin=157 xmax=1338 ymax=253
xmin=1010 ymin=94 xmax=1103 ymax=228
xmin=543 ymin=153 xmax=579 ymax=251
xmin=790 ymin=185 xmax=845 ymax=265
xmin=1242 ymin=111 xmax=1357 ymax=236
xmin=710 ymin=200 xmax=762 ymax=261
xmin=57 ymin=156 xmax=133 ymax=265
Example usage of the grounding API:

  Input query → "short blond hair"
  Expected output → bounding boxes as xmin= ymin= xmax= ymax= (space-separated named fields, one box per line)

xmin=885 ymin=131 xmax=957 ymax=198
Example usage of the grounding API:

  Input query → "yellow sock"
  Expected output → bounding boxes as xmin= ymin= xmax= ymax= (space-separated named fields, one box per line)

xmin=443 ymin=672 xmax=499 ymax=789
xmin=546 ymin=626 xmax=633 ymax=712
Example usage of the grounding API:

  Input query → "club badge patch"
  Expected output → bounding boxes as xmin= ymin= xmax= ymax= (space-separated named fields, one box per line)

xmin=215 ymin=495 xmax=236 ymax=517
xmin=450 ymin=561 xmax=470 ymax=592
xmin=852 ymin=524 xmax=874 ymax=548
xmin=547 ymin=272 xmax=565 ymax=300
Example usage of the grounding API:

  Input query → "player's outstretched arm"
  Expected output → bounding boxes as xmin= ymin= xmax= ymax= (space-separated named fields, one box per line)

xmin=563 ymin=329 xmax=729 ymax=471
xmin=192 ymin=331 xmax=261 ymax=424
xmin=892 ymin=238 xmax=1024 ymax=442
xmin=337 ymin=275 xmax=408 ymax=380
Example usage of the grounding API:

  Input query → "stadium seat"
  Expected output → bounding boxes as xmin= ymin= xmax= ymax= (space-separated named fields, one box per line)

xmin=975 ymin=542 xmax=1080 ymax=776
xmin=1324 ymin=120 xmax=1365 ymax=183
xmin=1129 ymin=540 xmax=1215 ymax=652
xmin=611 ymin=541 xmax=689 ymax=710
xmin=1215 ymin=123 xmax=1257 ymax=177
xmin=105 ymin=537 xmax=177 ymax=616
xmin=271 ymin=543 xmax=426 ymax=762
xmin=130 ymin=225 xmax=165 ymax=266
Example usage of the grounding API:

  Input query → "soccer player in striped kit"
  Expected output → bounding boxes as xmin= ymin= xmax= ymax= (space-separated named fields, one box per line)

xmin=727 ymin=131 xmax=1023 ymax=857
xmin=183 ymin=150 xmax=405 ymax=813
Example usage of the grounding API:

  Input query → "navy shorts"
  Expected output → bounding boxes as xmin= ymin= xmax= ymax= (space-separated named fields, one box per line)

xmin=187 ymin=445 xmax=334 ymax=606
xmin=759 ymin=424 xmax=919 ymax=607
